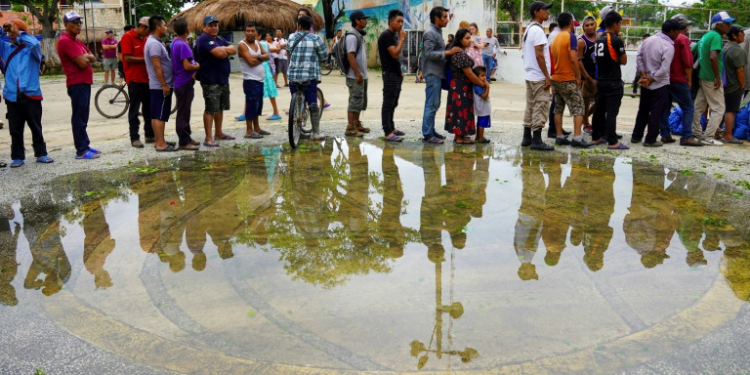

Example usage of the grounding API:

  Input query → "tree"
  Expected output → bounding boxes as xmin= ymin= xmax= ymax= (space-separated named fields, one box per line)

xmin=14 ymin=0 xmax=61 ymax=65
xmin=497 ymin=0 xmax=520 ymax=22
xmin=122 ymin=0 xmax=189 ymax=27
xmin=321 ymin=0 xmax=345 ymax=39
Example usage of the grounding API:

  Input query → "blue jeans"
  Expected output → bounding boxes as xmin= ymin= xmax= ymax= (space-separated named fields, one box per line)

xmin=660 ymin=82 xmax=694 ymax=140
xmin=482 ymin=55 xmax=494 ymax=78
xmin=422 ymin=75 xmax=442 ymax=138
xmin=289 ymin=80 xmax=318 ymax=109
xmin=67 ymin=84 xmax=91 ymax=156
xmin=243 ymin=80 xmax=264 ymax=120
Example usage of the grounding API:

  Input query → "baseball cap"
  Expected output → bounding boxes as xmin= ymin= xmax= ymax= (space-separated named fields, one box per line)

xmin=711 ymin=11 xmax=735 ymax=25
xmin=599 ymin=6 xmax=613 ymax=21
xmin=571 ymin=14 xmax=580 ymax=27
xmin=105 ymin=29 xmax=113 ymax=33
xmin=670 ymin=14 xmax=693 ymax=29
xmin=349 ymin=10 xmax=370 ymax=21
xmin=63 ymin=11 xmax=82 ymax=23
xmin=529 ymin=1 xmax=553 ymax=16
xmin=10 ymin=19 xmax=28 ymax=31
xmin=203 ymin=15 xmax=219 ymax=25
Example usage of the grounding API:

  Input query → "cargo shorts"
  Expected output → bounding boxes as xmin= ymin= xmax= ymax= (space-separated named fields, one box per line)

xmin=551 ymin=80 xmax=585 ymax=116
xmin=346 ymin=78 xmax=368 ymax=113
xmin=201 ymin=83 xmax=230 ymax=114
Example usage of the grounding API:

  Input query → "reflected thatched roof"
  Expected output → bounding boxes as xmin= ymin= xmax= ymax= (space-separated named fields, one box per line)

xmin=168 ymin=0 xmax=324 ymax=33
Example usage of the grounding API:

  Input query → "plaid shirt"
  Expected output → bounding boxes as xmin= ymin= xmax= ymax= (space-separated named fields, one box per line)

xmin=286 ymin=31 xmax=328 ymax=82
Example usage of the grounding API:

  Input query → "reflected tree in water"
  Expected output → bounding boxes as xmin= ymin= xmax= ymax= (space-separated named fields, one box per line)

xmin=0 ymin=204 xmax=21 ymax=306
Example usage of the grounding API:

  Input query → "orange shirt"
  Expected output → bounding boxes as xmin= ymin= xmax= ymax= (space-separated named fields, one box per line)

xmin=550 ymin=31 xmax=578 ymax=82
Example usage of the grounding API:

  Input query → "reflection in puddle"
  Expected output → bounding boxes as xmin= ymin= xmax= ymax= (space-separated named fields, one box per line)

xmin=0 ymin=139 xmax=749 ymax=373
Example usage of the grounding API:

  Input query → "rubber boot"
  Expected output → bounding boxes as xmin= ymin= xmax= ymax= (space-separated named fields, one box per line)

xmin=356 ymin=120 xmax=371 ymax=133
xmin=345 ymin=123 xmax=364 ymax=137
xmin=310 ymin=107 xmax=325 ymax=141
xmin=530 ymin=130 xmax=554 ymax=151
xmin=521 ymin=127 xmax=532 ymax=147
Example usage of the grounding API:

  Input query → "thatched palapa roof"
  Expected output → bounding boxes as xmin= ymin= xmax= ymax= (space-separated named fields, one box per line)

xmin=169 ymin=0 xmax=324 ymax=33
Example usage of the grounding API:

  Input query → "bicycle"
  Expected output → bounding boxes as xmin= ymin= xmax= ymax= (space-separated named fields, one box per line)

xmin=95 ymin=82 xmax=177 ymax=119
xmin=321 ymin=55 xmax=337 ymax=76
xmin=288 ymin=81 xmax=314 ymax=148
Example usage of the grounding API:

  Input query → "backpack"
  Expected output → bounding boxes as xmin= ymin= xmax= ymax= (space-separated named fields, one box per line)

xmin=332 ymin=30 xmax=362 ymax=75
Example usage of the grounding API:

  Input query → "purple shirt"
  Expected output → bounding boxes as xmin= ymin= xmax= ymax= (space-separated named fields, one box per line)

xmin=636 ymin=33 xmax=675 ymax=90
xmin=102 ymin=37 xmax=118 ymax=59
xmin=171 ymin=38 xmax=195 ymax=89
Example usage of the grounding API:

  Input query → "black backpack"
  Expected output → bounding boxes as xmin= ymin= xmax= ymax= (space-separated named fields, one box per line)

xmin=332 ymin=30 xmax=363 ymax=75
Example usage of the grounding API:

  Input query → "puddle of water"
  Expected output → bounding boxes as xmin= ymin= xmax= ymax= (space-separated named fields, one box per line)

xmin=0 ymin=139 xmax=749 ymax=373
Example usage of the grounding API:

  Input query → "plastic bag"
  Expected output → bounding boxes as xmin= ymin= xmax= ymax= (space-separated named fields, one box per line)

xmin=669 ymin=106 xmax=684 ymax=135
xmin=734 ymin=102 xmax=750 ymax=140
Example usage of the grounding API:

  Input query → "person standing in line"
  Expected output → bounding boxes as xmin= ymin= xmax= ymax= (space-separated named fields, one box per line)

xmin=196 ymin=15 xmax=237 ymax=147
xmin=378 ymin=9 xmax=407 ymax=142
xmin=345 ymin=10 xmax=370 ymax=137
xmin=521 ymin=1 xmax=554 ymax=150
xmin=545 ymin=20 xmax=571 ymax=139
xmin=0 ymin=19 xmax=53 ymax=167
xmin=550 ymin=13 xmax=592 ymax=148
xmin=101 ymin=29 xmax=118 ymax=85
xmin=660 ymin=14 xmax=701 ymax=147
xmin=595 ymin=6 xmax=613 ymax=38
xmin=722 ymin=27 xmax=746 ymax=145
xmin=577 ymin=16 xmax=598 ymax=134
xmin=274 ymin=29 xmax=289 ymax=87
xmin=170 ymin=17 xmax=200 ymax=151
xmin=741 ymin=27 xmax=750 ymax=99
xmin=632 ymin=20 xmax=681 ymax=147
xmin=121 ymin=17 xmax=154 ymax=148
xmin=467 ymin=23 xmax=485 ymax=67
xmin=261 ymin=31 xmax=282 ymax=121
xmin=421 ymin=6 xmax=463 ymax=144
xmin=444 ymin=29 xmax=488 ymax=144
xmin=481 ymin=28 xmax=499 ymax=83
xmin=631 ymin=34 xmax=650 ymax=98
xmin=116 ymin=25 xmax=132 ymax=86
xmin=144 ymin=15 xmax=176 ymax=152
xmin=591 ymin=11 xmax=628 ymax=150
xmin=237 ymin=22 xmax=270 ymax=139
xmin=691 ymin=11 xmax=735 ymax=145
xmin=57 ymin=11 xmax=99 ymax=160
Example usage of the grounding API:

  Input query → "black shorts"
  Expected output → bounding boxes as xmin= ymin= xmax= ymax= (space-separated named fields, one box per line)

xmin=725 ymin=89 xmax=743 ymax=113
xmin=118 ymin=61 xmax=125 ymax=79
xmin=150 ymin=89 xmax=173 ymax=122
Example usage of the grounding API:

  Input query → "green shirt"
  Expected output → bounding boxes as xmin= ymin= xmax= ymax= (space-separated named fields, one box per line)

xmin=723 ymin=42 xmax=748 ymax=94
xmin=696 ymin=30 xmax=724 ymax=82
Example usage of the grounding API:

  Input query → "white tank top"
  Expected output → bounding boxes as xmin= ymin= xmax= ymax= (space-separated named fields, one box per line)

xmin=239 ymin=40 xmax=265 ymax=82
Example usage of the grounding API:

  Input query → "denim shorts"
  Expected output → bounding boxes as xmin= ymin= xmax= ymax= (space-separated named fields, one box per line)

xmin=243 ymin=80 xmax=264 ymax=120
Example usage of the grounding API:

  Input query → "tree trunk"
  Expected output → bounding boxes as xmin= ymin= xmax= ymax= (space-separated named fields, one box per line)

xmin=323 ymin=0 xmax=334 ymax=39
xmin=42 ymin=37 xmax=60 ymax=66
xmin=20 ymin=0 xmax=61 ymax=65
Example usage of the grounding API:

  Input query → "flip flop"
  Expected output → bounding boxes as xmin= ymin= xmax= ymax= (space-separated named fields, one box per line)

xmin=36 ymin=156 xmax=54 ymax=163
xmin=244 ymin=133 xmax=263 ymax=139
xmin=475 ymin=139 xmax=491 ymax=144
xmin=179 ymin=144 xmax=200 ymax=151
xmin=258 ymin=129 xmax=271 ymax=136
xmin=155 ymin=145 xmax=178 ymax=152
xmin=202 ymin=141 xmax=220 ymax=147
xmin=394 ymin=130 xmax=405 ymax=136
xmin=607 ymin=143 xmax=630 ymax=150
xmin=385 ymin=134 xmax=402 ymax=142
xmin=422 ymin=136 xmax=443 ymax=144
xmin=323 ymin=103 xmax=331 ymax=109
xmin=216 ymin=134 xmax=236 ymax=140
xmin=10 ymin=159 xmax=23 ymax=168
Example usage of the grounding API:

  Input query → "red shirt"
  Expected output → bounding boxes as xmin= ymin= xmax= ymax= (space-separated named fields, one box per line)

xmin=57 ymin=32 xmax=93 ymax=87
xmin=120 ymin=29 xmax=148 ymax=84
xmin=670 ymin=33 xmax=693 ymax=84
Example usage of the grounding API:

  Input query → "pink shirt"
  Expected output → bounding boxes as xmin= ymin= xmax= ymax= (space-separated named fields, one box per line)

xmin=669 ymin=33 xmax=693 ymax=84
xmin=102 ymin=37 xmax=118 ymax=59
xmin=57 ymin=32 xmax=93 ymax=87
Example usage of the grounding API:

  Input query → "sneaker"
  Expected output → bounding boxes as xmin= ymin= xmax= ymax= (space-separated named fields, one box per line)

xmin=555 ymin=137 xmax=571 ymax=146
xmin=643 ymin=141 xmax=664 ymax=147
xmin=661 ymin=136 xmax=677 ymax=144
xmin=571 ymin=139 xmax=594 ymax=148
xmin=583 ymin=125 xmax=593 ymax=134
xmin=724 ymin=138 xmax=743 ymax=145
xmin=679 ymin=138 xmax=703 ymax=147
xmin=700 ymin=138 xmax=723 ymax=146
xmin=267 ymin=114 xmax=282 ymax=121
xmin=236 ymin=114 xmax=246 ymax=121
xmin=312 ymin=132 xmax=326 ymax=141
xmin=75 ymin=150 xmax=101 ymax=159
xmin=530 ymin=142 xmax=554 ymax=151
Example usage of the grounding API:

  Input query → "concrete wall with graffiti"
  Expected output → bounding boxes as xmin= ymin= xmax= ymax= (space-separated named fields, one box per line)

xmin=320 ymin=0 xmax=496 ymax=68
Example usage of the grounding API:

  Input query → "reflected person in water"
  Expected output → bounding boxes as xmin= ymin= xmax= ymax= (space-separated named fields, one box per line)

xmin=540 ymin=154 xmax=577 ymax=266
xmin=514 ymin=153 xmax=547 ymax=280
xmin=420 ymin=145 xmax=446 ymax=262
xmin=21 ymin=194 xmax=71 ymax=297
xmin=82 ymin=199 xmax=116 ymax=289
xmin=575 ymin=159 xmax=616 ymax=271
xmin=0 ymin=205 xmax=21 ymax=306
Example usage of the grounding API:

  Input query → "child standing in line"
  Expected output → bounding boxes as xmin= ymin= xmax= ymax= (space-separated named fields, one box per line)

xmin=473 ymin=66 xmax=492 ymax=143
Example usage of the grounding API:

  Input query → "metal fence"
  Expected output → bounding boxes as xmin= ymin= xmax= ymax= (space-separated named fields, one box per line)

xmin=497 ymin=0 xmax=750 ymax=49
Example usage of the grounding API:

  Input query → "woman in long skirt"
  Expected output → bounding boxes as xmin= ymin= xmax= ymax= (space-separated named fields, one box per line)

xmin=444 ymin=29 xmax=489 ymax=144
xmin=261 ymin=32 xmax=282 ymax=121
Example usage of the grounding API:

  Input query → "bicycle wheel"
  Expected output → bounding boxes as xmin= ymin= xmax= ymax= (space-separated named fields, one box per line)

xmin=316 ymin=87 xmax=325 ymax=117
xmin=288 ymin=94 xmax=306 ymax=148
xmin=95 ymin=85 xmax=130 ymax=119
xmin=321 ymin=59 xmax=333 ymax=76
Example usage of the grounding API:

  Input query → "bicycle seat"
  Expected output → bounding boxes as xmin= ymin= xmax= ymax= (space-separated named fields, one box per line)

xmin=290 ymin=80 xmax=311 ymax=87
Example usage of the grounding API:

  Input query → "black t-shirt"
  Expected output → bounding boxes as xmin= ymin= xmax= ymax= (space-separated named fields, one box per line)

xmin=378 ymin=29 xmax=401 ymax=74
xmin=580 ymin=35 xmax=597 ymax=78
xmin=594 ymin=32 xmax=625 ymax=81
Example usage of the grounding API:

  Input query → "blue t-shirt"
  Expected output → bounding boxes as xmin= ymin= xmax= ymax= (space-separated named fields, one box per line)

xmin=196 ymin=33 xmax=230 ymax=85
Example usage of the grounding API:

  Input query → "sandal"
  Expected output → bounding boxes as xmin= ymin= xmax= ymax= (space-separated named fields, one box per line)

xmin=475 ymin=139 xmax=491 ymax=144
xmin=202 ymin=141 xmax=220 ymax=148
xmin=155 ymin=145 xmax=178 ymax=152
xmin=216 ymin=134 xmax=236 ymax=140
xmin=244 ymin=133 xmax=263 ymax=139
xmin=394 ymin=130 xmax=405 ymax=136
xmin=385 ymin=134 xmax=402 ymax=142
xmin=10 ymin=159 xmax=23 ymax=168
xmin=258 ymin=129 xmax=271 ymax=136
xmin=36 ymin=156 xmax=55 ymax=163
xmin=75 ymin=150 xmax=100 ymax=159
xmin=725 ymin=138 xmax=744 ymax=145
xmin=422 ymin=136 xmax=444 ymax=144
xmin=607 ymin=143 xmax=630 ymax=150
xmin=179 ymin=144 xmax=200 ymax=151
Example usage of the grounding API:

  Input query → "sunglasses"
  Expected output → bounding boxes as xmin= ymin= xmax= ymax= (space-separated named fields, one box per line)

xmin=70 ymin=20 xmax=83 ymax=25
